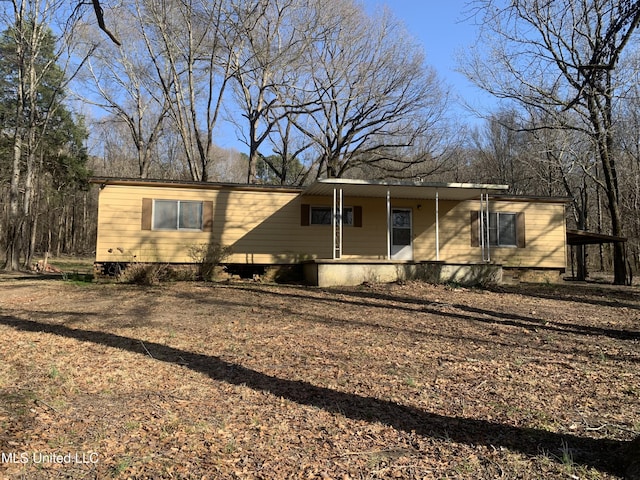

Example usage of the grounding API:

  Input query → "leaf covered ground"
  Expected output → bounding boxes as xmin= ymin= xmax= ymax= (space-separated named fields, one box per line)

xmin=0 ymin=276 xmax=639 ymax=479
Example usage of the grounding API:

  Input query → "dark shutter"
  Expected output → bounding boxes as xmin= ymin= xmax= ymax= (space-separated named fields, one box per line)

xmin=353 ymin=206 xmax=363 ymax=227
xmin=301 ymin=203 xmax=310 ymax=226
xmin=470 ymin=210 xmax=479 ymax=247
xmin=142 ymin=198 xmax=152 ymax=230
xmin=202 ymin=201 xmax=213 ymax=232
xmin=516 ymin=212 xmax=526 ymax=248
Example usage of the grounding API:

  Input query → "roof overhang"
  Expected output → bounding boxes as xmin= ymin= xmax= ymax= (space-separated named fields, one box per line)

xmin=566 ymin=229 xmax=627 ymax=245
xmin=88 ymin=177 xmax=303 ymax=194
xmin=302 ymin=178 xmax=509 ymax=201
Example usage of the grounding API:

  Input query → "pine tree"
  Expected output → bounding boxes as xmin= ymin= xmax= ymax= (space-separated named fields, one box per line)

xmin=0 ymin=19 xmax=88 ymax=269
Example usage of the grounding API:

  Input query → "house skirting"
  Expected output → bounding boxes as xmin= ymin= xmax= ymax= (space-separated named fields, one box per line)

xmin=501 ymin=266 xmax=565 ymax=284
xmin=302 ymin=260 xmax=504 ymax=287
xmin=96 ymin=260 xmax=564 ymax=287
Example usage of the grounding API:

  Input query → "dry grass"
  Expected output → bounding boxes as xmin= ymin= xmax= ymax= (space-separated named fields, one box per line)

xmin=0 ymin=277 xmax=638 ymax=479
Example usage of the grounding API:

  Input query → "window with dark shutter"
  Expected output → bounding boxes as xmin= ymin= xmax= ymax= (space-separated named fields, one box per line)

xmin=470 ymin=211 xmax=479 ymax=247
xmin=202 ymin=201 xmax=213 ymax=232
xmin=143 ymin=199 xmax=207 ymax=231
xmin=302 ymin=204 xmax=359 ymax=226
xmin=353 ymin=206 xmax=363 ymax=228
xmin=516 ymin=212 xmax=526 ymax=247
xmin=471 ymin=210 xmax=525 ymax=247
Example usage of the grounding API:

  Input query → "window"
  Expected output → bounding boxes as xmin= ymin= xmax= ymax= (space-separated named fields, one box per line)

xmin=310 ymin=206 xmax=353 ymax=226
xmin=471 ymin=210 xmax=524 ymax=248
xmin=153 ymin=200 xmax=203 ymax=230
xmin=488 ymin=212 xmax=516 ymax=246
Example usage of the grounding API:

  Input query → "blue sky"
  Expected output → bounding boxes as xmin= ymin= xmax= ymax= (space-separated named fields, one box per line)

xmin=217 ymin=1 xmax=493 ymax=151
xmin=364 ymin=0 xmax=495 ymax=123
xmin=365 ymin=1 xmax=472 ymax=76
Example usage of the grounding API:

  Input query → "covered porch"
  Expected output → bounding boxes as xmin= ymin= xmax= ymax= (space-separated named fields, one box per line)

xmin=300 ymin=179 xmax=509 ymax=286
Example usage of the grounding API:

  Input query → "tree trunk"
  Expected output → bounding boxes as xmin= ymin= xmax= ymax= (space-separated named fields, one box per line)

xmin=599 ymin=140 xmax=627 ymax=284
xmin=56 ymin=204 xmax=65 ymax=257
xmin=25 ymin=207 xmax=38 ymax=269
xmin=588 ymin=73 xmax=627 ymax=285
xmin=5 ymin=133 xmax=23 ymax=271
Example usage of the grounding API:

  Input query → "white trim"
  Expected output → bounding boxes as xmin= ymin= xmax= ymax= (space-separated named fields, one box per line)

xmin=485 ymin=193 xmax=491 ymax=261
xmin=435 ymin=189 xmax=440 ymax=261
xmin=312 ymin=177 xmax=509 ymax=190
xmin=332 ymin=189 xmax=337 ymax=259
xmin=303 ymin=178 xmax=509 ymax=201
xmin=332 ymin=188 xmax=344 ymax=259
xmin=152 ymin=199 xmax=204 ymax=231
xmin=339 ymin=189 xmax=343 ymax=257
xmin=386 ymin=189 xmax=391 ymax=259
xmin=479 ymin=194 xmax=485 ymax=261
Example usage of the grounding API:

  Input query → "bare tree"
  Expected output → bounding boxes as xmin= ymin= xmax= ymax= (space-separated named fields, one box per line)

xmin=267 ymin=114 xmax=315 ymax=185
xmin=136 ymin=0 xmax=234 ymax=182
xmin=292 ymin=2 xmax=450 ymax=179
xmin=86 ymin=0 xmax=120 ymax=45
xmin=461 ymin=0 xmax=640 ymax=284
xmin=468 ymin=109 xmax=546 ymax=194
xmin=615 ymin=52 xmax=640 ymax=275
xmin=226 ymin=0 xmax=322 ymax=183
xmin=78 ymin=6 xmax=168 ymax=179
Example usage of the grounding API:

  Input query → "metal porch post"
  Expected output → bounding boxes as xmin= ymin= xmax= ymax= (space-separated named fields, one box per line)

xmin=485 ymin=192 xmax=491 ymax=262
xmin=386 ymin=189 xmax=391 ymax=259
xmin=332 ymin=188 xmax=343 ymax=259
xmin=435 ymin=189 xmax=440 ymax=261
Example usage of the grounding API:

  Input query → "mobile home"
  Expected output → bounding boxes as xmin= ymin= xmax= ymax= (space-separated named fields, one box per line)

xmin=91 ymin=178 xmax=568 ymax=286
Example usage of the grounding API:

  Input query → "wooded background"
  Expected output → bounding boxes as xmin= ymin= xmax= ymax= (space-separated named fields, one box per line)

xmin=1 ymin=0 xmax=639 ymax=284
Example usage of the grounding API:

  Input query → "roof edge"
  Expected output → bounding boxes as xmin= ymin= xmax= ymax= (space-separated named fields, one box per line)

xmin=313 ymin=178 xmax=510 ymax=191
xmin=566 ymin=229 xmax=627 ymax=245
xmin=490 ymin=194 xmax=572 ymax=203
xmin=88 ymin=177 xmax=304 ymax=194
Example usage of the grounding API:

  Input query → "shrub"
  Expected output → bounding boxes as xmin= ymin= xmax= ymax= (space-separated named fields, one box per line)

xmin=118 ymin=262 xmax=170 ymax=286
xmin=187 ymin=243 xmax=232 ymax=281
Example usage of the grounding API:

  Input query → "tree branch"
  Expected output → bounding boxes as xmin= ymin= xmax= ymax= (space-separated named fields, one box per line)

xmin=91 ymin=0 xmax=121 ymax=46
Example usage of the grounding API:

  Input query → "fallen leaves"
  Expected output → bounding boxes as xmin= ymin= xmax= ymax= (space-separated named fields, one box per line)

xmin=0 ymin=279 xmax=638 ymax=479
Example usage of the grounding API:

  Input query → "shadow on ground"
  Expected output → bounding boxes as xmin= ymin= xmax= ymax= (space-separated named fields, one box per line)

xmin=0 ymin=314 xmax=629 ymax=477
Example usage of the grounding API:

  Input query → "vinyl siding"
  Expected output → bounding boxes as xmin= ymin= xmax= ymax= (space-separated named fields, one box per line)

xmin=96 ymin=185 xmax=313 ymax=264
xmin=435 ymin=199 xmax=566 ymax=268
xmin=95 ymin=184 xmax=566 ymax=269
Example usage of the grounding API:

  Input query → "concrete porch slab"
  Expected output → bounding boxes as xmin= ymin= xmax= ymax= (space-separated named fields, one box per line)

xmin=302 ymin=260 xmax=503 ymax=287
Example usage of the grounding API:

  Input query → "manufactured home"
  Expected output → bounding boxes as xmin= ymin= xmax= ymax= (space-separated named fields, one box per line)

xmin=90 ymin=177 xmax=568 ymax=286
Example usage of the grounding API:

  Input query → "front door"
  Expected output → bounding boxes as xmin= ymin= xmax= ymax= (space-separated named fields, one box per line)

xmin=390 ymin=208 xmax=413 ymax=260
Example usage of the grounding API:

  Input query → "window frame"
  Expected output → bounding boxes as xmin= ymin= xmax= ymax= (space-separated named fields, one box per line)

xmin=486 ymin=211 xmax=517 ymax=247
xmin=309 ymin=205 xmax=354 ymax=226
xmin=152 ymin=199 xmax=204 ymax=231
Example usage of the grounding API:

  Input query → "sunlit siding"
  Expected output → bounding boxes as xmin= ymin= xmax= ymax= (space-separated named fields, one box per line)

xmin=96 ymin=184 xmax=313 ymax=264
xmin=95 ymin=184 xmax=566 ymax=269
xmin=435 ymin=199 xmax=566 ymax=268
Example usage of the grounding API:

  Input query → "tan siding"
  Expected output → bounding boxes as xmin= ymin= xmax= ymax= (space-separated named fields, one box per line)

xmin=301 ymin=196 xmax=389 ymax=259
xmin=435 ymin=200 xmax=566 ymax=268
xmin=96 ymin=185 xmax=318 ymax=264
xmin=95 ymin=185 xmax=566 ymax=269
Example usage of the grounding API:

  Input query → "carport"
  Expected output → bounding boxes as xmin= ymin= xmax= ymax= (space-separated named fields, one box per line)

xmin=566 ymin=229 xmax=627 ymax=281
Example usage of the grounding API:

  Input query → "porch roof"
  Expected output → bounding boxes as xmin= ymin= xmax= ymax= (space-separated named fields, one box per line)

xmin=302 ymin=178 xmax=509 ymax=201
xmin=566 ymin=229 xmax=627 ymax=245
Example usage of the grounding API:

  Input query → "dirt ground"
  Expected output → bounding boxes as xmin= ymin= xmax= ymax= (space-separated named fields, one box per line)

xmin=0 ymin=275 xmax=638 ymax=479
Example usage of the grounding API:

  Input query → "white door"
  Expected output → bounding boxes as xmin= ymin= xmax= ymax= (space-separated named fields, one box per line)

xmin=390 ymin=208 xmax=413 ymax=260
